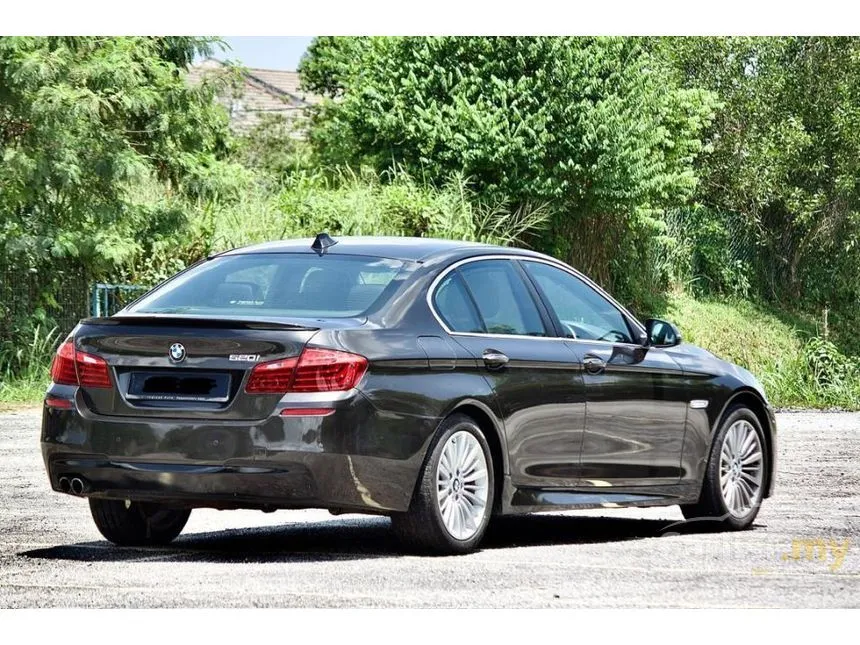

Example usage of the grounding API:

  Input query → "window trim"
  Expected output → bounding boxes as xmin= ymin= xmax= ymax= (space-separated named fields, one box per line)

xmin=517 ymin=259 xmax=638 ymax=344
xmin=431 ymin=270 xmax=487 ymax=334
xmin=427 ymin=254 xmax=647 ymax=346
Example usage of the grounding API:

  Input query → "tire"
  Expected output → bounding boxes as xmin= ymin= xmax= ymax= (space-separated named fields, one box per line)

xmin=681 ymin=404 xmax=768 ymax=530
xmin=89 ymin=499 xmax=191 ymax=546
xmin=391 ymin=413 xmax=495 ymax=554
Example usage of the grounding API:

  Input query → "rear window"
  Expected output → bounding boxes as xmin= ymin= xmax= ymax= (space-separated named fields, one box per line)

xmin=127 ymin=254 xmax=406 ymax=318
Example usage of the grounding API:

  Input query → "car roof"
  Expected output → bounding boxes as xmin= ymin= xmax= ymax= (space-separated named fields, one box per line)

xmin=219 ymin=235 xmax=542 ymax=263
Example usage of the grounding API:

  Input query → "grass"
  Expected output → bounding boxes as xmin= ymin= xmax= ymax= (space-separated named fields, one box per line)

xmin=660 ymin=293 xmax=860 ymax=410
xmin=662 ymin=294 xmax=802 ymax=381
xmin=0 ymin=372 xmax=49 ymax=409
xmin=0 ymin=325 xmax=57 ymax=409
xmin=208 ymin=170 xmax=550 ymax=253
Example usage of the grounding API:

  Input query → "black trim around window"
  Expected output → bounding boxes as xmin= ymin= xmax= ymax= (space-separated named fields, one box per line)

xmin=455 ymin=259 xmax=551 ymax=338
xmin=517 ymin=259 xmax=638 ymax=343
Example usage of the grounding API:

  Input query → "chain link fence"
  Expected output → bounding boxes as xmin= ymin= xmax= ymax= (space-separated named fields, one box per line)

xmin=0 ymin=264 xmax=147 ymax=343
xmin=663 ymin=209 xmax=785 ymax=300
xmin=0 ymin=264 xmax=91 ymax=342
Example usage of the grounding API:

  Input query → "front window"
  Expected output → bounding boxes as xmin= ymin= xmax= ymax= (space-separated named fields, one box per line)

xmin=522 ymin=261 xmax=635 ymax=343
xmin=128 ymin=254 xmax=406 ymax=318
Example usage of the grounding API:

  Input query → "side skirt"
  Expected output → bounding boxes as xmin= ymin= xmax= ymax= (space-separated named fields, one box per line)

xmin=498 ymin=475 xmax=701 ymax=515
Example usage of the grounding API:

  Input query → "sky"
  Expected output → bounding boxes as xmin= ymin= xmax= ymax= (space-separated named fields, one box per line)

xmin=218 ymin=37 xmax=315 ymax=70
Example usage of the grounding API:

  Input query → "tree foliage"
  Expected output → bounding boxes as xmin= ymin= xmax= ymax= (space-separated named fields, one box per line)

xmin=3 ymin=36 xmax=860 ymax=402
xmin=0 ymin=36 xmax=238 ymax=273
xmin=662 ymin=37 xmax=860 ymax=314
xmin=300 ymin=36 xmax=716 ymax=290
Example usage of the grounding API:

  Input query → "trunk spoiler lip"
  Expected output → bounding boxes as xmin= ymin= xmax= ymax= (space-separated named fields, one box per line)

xmin=78 ymin=314 xmax=343 ymax=331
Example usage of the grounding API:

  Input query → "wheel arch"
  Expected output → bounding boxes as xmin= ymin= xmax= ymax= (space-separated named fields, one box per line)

xmin=413 ymin=398 xmax=508 ymax=514
xmin=713 ymin=388 xmax=776 ymax=499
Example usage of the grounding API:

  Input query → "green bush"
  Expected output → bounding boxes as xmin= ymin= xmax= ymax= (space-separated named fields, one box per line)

xmin=659 ymin=293 xmax=860 ymax=409
xmin=301 ymin=37 xmax=716 ymax=293
xmin=209 ymin=169 xmax=549 ymax=252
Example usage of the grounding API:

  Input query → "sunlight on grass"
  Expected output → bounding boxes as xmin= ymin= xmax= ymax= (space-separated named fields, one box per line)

xmin=664 ymin=294 xmax=860 ymax=409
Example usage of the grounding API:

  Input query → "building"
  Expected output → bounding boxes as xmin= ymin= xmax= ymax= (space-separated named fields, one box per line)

xmin=187 ymin=58 xmax=321 ymax=134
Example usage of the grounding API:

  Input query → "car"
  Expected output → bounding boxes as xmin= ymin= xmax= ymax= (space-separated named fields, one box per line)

xmin=41 ymin=234 xmax=776 ymax=554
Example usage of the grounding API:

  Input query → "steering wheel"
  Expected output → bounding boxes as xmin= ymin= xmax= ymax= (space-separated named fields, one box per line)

xmin=597 ymin=330 xmax=628 ymax=343
xmin=562 ymin=322 xmax=579 ymax=339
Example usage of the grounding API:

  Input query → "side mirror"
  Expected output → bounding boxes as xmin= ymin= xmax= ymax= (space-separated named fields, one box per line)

xmin=644 ymin=318 xmax=682 ymax=348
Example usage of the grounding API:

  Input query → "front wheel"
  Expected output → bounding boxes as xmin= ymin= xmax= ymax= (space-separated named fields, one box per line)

xmin=681 ymin=405 xmax=768 ymax=530
xmin=89 ymin=499 xmax=191 ymax=546
xmin=391 ymin=413 xmax=494 ymax=554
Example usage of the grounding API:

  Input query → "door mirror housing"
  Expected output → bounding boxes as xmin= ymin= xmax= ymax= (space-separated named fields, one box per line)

xmin=644 ymin=318 xmax=682 ymax=348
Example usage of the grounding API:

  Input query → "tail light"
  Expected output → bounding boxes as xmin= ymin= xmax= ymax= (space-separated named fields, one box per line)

xmin=50 ymin=340 xmax=112 ymax=388
xmin=291 ymin=348 xmax=368 ymax=392
xmin=245 ymin=357 xmax=298 ymax=394
xmin=246 ymin=347 xmax=367 ymax=394
xmin=50 ymin=341 xmax=78 ymax=385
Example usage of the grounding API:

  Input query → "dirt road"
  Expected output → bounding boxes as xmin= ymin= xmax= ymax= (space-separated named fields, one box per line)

xmin=1 ymin=409 xmax=857 ymax=607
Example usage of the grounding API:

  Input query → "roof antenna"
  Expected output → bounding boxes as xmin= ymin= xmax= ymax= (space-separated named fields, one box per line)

xmin=312 ymin=232 xmax=338 ymax=256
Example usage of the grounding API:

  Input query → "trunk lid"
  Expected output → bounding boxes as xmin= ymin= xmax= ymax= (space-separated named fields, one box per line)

xmin=74 ymin=316 xmax=325 ymax=420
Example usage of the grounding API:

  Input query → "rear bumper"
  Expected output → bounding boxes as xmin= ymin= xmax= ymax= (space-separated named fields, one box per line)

xmin=44 ymin=453 xmax=414 ymax=512
xmin=41 ymin=387 xmax=439 ymax=513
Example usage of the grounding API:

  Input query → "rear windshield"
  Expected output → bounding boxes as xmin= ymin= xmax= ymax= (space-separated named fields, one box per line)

xmin=127 ymin=254 xmax=406 ymax=318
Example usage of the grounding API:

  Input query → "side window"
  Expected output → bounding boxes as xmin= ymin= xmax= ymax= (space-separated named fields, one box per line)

xmin=433 ymin=272 xmax=484 ymax=333
xmin=523 ymin=261 xmax=634 ymax=343
xmin=457 ymin=260 xmax=547 ymax=336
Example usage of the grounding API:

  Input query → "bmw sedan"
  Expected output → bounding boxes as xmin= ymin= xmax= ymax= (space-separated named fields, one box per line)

xmin=41 ymin=234 xmax=776 ymax=554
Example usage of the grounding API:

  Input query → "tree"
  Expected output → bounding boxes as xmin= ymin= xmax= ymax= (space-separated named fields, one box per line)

xmin=0 ymin=36 xmax=237 ymax=274
xmin=662 ymin=37 xmax=860 ymax=311
xmin=300 ymin=36 xmax=716 ymax=290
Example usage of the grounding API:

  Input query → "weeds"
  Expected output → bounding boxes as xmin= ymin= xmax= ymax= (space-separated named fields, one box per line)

xmin=208 ymin=170 xmax=549 ymax=252
xmin=660 ymin=294 xmax=860 ymax=409
xmin=0 ymin=325 xmax=58 ymax=405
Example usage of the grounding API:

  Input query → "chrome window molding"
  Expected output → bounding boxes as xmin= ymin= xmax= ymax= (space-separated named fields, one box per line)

xmin=426 ymin=254 xmax=647 ymax=348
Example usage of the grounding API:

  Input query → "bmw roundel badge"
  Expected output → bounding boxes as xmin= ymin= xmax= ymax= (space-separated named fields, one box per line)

xmin=168 ymin=342 xmax=187 ymax=363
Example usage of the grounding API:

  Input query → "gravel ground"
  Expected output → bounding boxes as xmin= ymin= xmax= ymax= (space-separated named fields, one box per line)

xmin=0 ymin=408 xmax=858 ymax=608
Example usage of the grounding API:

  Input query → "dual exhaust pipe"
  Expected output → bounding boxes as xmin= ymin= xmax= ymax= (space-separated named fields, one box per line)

xmin=58 ymin=475 xmax=89 ymax=496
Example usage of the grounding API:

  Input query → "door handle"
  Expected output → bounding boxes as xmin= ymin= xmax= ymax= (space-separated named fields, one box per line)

xmin=583 ymin=355 xmax=606 ymax=374
xmin=482 ymin=349 xmax=509 ymax=369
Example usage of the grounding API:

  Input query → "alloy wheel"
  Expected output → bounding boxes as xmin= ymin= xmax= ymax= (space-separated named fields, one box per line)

xmin=435 ymin=430 xmax=489 ymax=540
xmin=719 ymin=419 xmax=764 ymax=519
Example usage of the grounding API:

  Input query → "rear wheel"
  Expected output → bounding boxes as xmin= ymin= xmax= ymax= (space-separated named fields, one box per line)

xmin=392 ymin=413 xmax=494 ymax=554
xmin=89 ymin=499 xmax=191 ymax=546
xmin=681 ymin=405 xmax=767 ymax=530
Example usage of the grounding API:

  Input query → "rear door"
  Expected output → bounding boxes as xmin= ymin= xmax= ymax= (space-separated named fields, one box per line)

xmin=432 ymin=258 xmax=586 ymax=488
xmin=520 ymin=260 xmax=689 ymax=487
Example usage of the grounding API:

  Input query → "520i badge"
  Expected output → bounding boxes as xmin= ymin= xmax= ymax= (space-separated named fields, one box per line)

xmin=229 ymin=354 xmax=260 ymax=362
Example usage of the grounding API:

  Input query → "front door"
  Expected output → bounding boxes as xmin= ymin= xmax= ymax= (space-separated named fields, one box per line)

xmin=431 ymin=258 xmax=586 ymax=488
xmin=520 ymin=260 xmax=689 ymax=488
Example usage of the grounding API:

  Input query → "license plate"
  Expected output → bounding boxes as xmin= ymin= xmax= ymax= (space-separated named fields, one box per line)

xmin=126 ymin=371 xmax=232 ymax=402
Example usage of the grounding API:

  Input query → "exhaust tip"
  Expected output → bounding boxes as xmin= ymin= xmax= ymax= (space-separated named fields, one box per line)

xmin=70 ymin=477 xmax=87 ymax=495
xmin=58 ymin=476 xmax=71 ymax=493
